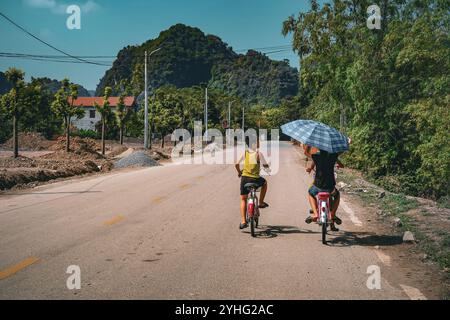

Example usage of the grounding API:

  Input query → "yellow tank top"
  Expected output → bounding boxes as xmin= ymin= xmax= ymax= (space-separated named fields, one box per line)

xmin=242 ymin=150 xmax=260 ymax=178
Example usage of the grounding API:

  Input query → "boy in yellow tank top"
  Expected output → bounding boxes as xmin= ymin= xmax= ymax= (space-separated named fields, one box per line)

xmin=235 ymin=137 xmax=270 ymax=230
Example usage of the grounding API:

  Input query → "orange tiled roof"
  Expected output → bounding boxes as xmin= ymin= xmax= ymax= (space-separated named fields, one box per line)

xmin=69 ymin=97 xmax=135 ymax=107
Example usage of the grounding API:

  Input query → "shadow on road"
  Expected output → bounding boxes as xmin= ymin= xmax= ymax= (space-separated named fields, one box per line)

xmin=243 ymin=225 xmax=319 ymax=238
xmin=328 ymin=231 xmax=403 ymax=247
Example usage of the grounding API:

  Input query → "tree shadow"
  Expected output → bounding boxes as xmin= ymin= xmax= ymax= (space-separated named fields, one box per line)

xmin=328 ymin=231 xmax=403 ymax=247
xmin=243 ymin=225 xmax=319 ymax=239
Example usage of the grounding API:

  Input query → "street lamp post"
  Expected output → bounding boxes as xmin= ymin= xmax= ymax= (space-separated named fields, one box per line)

xmin=242 ymin=105 xmax=245 ymax=131
xmin=205 ymin=87 xmax=208 ymax=142
xmin=144 ymin=47 xmax=162 ymax=149
xmin=228 ymin=100 xmax=236 ymax=129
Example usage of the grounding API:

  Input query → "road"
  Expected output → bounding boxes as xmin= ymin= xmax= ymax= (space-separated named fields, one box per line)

xmin=0 ymin=142 xmax=426 ymax=299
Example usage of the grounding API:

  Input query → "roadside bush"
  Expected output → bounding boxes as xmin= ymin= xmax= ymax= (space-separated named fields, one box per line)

xmin=73 ymin=129 xmax=100 ymax=140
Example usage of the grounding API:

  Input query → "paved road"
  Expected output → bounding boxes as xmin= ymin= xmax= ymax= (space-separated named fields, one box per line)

xmin=0 ymin=142 xmax=419 ymax=299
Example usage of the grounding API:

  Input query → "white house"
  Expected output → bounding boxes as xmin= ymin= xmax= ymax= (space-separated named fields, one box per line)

xmin=69 ymin=97 xmax=136 ymax=131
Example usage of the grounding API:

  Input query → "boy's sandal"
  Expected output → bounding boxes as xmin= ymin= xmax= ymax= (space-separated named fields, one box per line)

xmin=305 ymin=215 xmax=319 ymax=224
xmin=258 ymin=202 xmax=269 ymax=208
xmin=330 ymin=224 xmax=339 ymax=232
xmin=239 ymin=222 xmax=248 ymax=230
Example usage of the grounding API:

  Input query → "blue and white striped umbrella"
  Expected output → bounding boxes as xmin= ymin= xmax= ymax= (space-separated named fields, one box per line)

xmin=281 ymin=120 xmax=349 ymax=154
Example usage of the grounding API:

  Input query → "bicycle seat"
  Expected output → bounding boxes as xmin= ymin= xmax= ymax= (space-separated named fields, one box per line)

xmin=318 ymin=192 xmax=330 ymax=200
xmin=244 ymin=183 xmax=260 ymax=190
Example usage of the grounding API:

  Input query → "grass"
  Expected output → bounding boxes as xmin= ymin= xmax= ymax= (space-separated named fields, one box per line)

xmin=442 ymin=234 xmax=450 ymax=247
xmin=380 ymin=193 xmax=420 ymax=215
xmin=339 ymin=169 xmax=449 ymax=272
xmin=420 ymin=208 xmax=433 ymax=217
xmin=438 ymin=196 xmax=450 ymax=209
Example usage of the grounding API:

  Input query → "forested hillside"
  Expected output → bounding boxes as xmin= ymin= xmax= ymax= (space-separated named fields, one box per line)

xmin=96 ymin=24 xmax=298 ymax=105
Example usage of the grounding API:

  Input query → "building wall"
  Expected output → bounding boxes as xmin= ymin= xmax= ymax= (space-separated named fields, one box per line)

xmin=71 ymin=106 xmax=135 ymax=131
xmin=71 ymin=107 xmax=101 ymax=131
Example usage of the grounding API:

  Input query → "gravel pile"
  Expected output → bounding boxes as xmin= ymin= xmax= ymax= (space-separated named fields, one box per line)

xmin=114 ymin=151 xmax=160 ymax=169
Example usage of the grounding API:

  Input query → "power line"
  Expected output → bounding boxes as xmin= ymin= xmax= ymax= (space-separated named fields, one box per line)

xmin=0 ymin=10 xmax=294 ymax=65
xmin=0 ymin=52 xmax=116 ymax=59
xmin=235 ymin=45 xmax=292 ymax=52
xmin=0 ymin=55 xmax=113 ymax=65
xmin=0 ymin=47 xmax=294 ymax=66
xmin=0 ymin=11 xmax=110 ymax=67
xmin=263 ymin=49 xmax=293 ymax=55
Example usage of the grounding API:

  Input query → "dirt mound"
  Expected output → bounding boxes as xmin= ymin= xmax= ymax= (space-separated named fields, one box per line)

xmin=0 ymin=163 xmax=100 ymax=190
xmin=107 ymin=145 xmax=129 ymax=158
xmin=0 ymin=152 xmax=112 ymax=190
xmin=2 ymin=132 xmax=53 ymax=151
xmin=49 ymin=136 xmax=101 ymax=155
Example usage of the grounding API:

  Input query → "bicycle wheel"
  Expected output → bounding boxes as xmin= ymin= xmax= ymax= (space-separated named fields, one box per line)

xmin=250 ymin=217 xmax=256 ymax=237
xmin=322 ymin=223 xmax=327 ymax=244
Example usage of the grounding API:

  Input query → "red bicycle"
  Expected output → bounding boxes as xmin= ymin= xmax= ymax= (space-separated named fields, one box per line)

xmin=244 ymin=182 xmax=260 ymax=238
xmin=316 ymin=192 xmax=334 ymax=244
xmin=307 ymin=164 xmax=342 ymax=244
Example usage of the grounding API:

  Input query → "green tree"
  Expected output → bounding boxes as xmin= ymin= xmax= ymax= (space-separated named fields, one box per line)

xmin=3 ymin=68 xmax=25 ymax=157
xmin=263 ymin=107 xmax=289 ymax=130
xmin=282 ymin=0 xmax=450 ymax=199
xmin=115 ymin=94 xmax=131 ymax=145
xmin=95 ymin=87 xmax=113 ymax=155
xmin=152 ymin=87 xmax=183 ymax=148
xmin=51 ymin=79 xmax=84 ymax=152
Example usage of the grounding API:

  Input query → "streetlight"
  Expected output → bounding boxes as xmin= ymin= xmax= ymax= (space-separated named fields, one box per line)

xmin=205 ymin=87 xmax=208 ymax=142
xmin=228 ymin=101 xmax=231 ymax=128
xmin=242 ymin=104 xmax=245 ymax=131
xmin=228 ymin=100 xmax=236 ymax=129
xmin=144 ymin=47 xmax=162 ymax=149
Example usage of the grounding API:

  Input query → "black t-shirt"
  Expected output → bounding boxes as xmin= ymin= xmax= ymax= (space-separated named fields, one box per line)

xmin=312 ymin=151 xmax=338 ymax=191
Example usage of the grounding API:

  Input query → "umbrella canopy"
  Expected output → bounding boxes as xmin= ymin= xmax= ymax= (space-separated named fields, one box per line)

xmin=281 ymin=120 xmax=349 ymax=154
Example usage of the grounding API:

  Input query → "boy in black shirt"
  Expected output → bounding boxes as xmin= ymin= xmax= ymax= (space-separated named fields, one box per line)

xmin=305 ymin=149 xmax=343 ymax=231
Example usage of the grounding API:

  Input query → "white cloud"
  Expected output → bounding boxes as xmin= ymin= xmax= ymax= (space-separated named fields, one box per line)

xmin=25 ymin=0 xmax=56 ymax=8
xmin=81 ymin=0 xmax=100 ymax=13
xmin=24 ymin=0 xmax=100 ymax=14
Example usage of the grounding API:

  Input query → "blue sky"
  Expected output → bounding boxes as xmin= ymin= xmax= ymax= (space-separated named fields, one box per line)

xmin=0 ymin=0 xmax=314 ymax=90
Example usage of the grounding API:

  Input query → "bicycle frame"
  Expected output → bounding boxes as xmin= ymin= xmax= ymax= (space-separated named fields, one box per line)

xmin=246 ymin=188 xmax=259 ymax=219
xmin=246 ymin=187 xmax=260 ymax=238
xmin=317 ymin=192 xmax=332 ymax=225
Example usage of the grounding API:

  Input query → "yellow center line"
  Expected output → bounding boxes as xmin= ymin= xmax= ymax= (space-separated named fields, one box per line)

xmin=104 ymin=215 xmax=124 ymax=226
xmin=152 ymin=196 xmax=167 ymax=204
xmin=0 ymin=257 xmax=40 ymax=280
xmin=179 ymin=183 xmax=191 ymax=190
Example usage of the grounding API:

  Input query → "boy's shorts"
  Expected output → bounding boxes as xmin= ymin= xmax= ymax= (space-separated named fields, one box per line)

xmin=308 ymin=185 xmax=340 ymax=201
xmin=240 ymin=176 xmax=266 ymax=196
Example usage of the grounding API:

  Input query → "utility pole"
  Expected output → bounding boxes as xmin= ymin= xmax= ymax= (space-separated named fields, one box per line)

xmin=143 ymin=47 xmax=162 ymax=149
xmin=204 ymin=87 xmax=208 ymax=141
xmin=242 ymin=105 xmax=245 ymax=131
xmin=228 ymin=101 xmax=231 ymax=129
xmin=144 ymin=51 xmax=148 ymax=149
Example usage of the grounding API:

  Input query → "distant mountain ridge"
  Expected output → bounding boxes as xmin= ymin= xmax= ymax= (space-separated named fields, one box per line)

xmin=96 ymin=24 xmax=298 ymax=106
xmin=0 ymin=72 xmax=90 ymax=97
xmin=30 ymin=77 xmax=91 ymax=97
